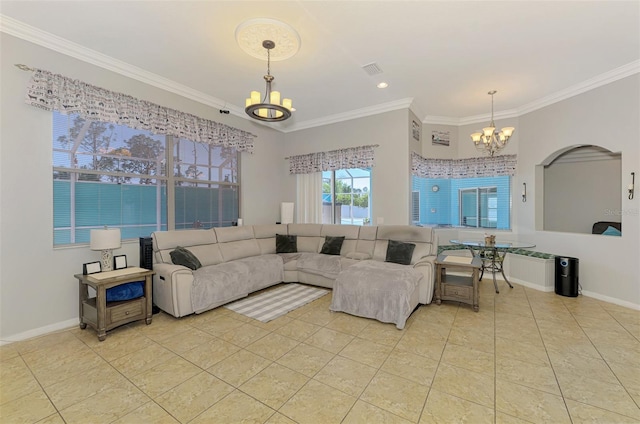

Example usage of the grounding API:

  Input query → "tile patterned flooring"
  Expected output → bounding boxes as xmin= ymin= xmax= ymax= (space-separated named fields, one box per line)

xmin=1 ymin=281 xmax=639 ymax=423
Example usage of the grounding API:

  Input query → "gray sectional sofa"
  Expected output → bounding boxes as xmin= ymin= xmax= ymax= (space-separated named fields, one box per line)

xmin=151 ymin=223 xmax=438 ymax=328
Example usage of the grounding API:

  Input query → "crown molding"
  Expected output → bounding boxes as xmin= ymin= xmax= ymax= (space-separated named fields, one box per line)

xmin=3 ymin=15 xmax=638 ymax=133
xmin=516 ymin=60 xmax=640 ymax=116
xmin=426 ymin=60 xmax=640 ymax=126
xmin=280 ymin=98 xmax=414 ymax=133
xmin=1 ymin=15 xmax=230 ymax=111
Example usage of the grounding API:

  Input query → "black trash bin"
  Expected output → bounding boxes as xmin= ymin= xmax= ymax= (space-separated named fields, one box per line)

xmin=555 ymin=256 xmax=579 ymax=297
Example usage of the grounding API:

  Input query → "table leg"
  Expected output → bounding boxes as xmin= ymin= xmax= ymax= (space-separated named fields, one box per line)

xmin=492 ymin=255 xmax=499 ymax=293
xmin=78 ymin=280 xmax=88 ymax=329
xmin=97 ymin=285 xmax=107 ymax=341
xmin=435 ymin=265 xmax=442 ymax=305
xmin=498 ymin=251 xmax=513 ymax=289
xmin=144 ymin=275 xmax=153 ymax=325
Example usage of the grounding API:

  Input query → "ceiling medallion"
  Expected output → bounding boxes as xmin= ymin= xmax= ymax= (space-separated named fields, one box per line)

xmin=235 ymin=18 xmax=301 ymax=61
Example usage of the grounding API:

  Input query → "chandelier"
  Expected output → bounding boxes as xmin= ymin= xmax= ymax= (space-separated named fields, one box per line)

xmin=470 ymin=90 xmax=515 ymax=156
xmin=245 ymin=40 xmax=292 ymax=122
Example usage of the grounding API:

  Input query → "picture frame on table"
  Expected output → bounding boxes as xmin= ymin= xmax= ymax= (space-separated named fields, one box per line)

xmin=83 ymin=261 xmax=102 ymax=275
xmin=113 ymin=255 xmax=128 ymax=270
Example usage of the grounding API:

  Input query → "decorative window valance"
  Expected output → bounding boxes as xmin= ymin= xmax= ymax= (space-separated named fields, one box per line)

xmin=24 ymin=68 xmax=256 ymax=152
xmin=288 ymin=145 xmax=377 ymax=174
xmin=411 ymin=152 xmax=517 ymax=179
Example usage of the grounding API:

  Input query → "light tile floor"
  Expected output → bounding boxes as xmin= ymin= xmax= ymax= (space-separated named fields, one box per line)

xmin=1 ymin=281 xmax=639 ymax=423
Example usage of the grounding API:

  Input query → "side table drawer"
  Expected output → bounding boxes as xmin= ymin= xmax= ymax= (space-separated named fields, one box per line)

xmin=443 ymin=284 xmax=472 ymax=300
xmin=108 ymin=298 xmax=144 ymax=323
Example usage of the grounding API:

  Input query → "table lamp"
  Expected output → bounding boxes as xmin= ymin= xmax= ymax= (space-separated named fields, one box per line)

xmin=281 ymin=202 xmax=294 ymax=224
xmin=90 ymin=227 xmax=121 ymax=272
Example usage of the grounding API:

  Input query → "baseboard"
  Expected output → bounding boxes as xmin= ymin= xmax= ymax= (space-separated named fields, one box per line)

xmin=506 ymin=277 xmax=555 ymax=292
xmin=0 ymin=318 xmax=78 ymax=345
xmin=580 ymin=290 xmax=640 ymax=311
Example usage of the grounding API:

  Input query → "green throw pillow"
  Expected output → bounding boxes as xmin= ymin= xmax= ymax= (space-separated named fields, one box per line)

xmin=320 ymin=236 xmax=345 ymax=255
xmin=170 ymin=246 xmax=202 ymax=270
xmin=276 ymin=234 xmax=297 ymax=253
xmin=385 ymin=240 xmax=416 ymax=265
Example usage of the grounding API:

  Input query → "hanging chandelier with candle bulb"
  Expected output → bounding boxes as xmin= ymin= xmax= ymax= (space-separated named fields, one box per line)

xmin=470 ymin=90 xmax=515 ymax=156
xmin=245 ymin=40 xmax=292 ymax=122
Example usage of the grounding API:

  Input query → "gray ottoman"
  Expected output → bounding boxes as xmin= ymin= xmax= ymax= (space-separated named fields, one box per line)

xmin=330 ymin=260 xmax=422 ymax=329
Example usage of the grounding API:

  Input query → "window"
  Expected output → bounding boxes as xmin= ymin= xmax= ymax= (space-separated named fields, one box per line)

xmin=411 ymin=175 xmax=511 ymax=229
xmin=322 ymin=168 xmax=371 ymax=225
xmin=53 ymin=112 xmax=239 ymax=245
xmin=459 ymin=187 xmax=498 ymax=228
xmin=411 ymin=191 xmax=420 ymax=223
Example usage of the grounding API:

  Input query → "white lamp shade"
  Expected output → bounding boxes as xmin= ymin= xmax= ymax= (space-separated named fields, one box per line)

xmin=482 ymin=127 xmax=495 ymax=138
xmin=90 ymin=228 xmax=121 ymax=250
xmin=270 ymin=91 xmax=280 ymax=105
xmin=501 ymin=127 xmax=515 ymax=137
xmin=281 ymin=202 xmax=295 ymax=224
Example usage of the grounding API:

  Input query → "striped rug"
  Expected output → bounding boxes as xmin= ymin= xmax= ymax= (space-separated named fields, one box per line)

xmin=224 ymin=283 xmax=330 ymax=323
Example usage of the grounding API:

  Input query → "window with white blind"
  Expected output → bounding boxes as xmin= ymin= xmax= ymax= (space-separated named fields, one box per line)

xmin=411 ymin=191 xmax=420 ymax=223
xmin=53 ymin=112 xmax=239 ymax=245
xmin=411 ymin=175 xmax=511 ymax=229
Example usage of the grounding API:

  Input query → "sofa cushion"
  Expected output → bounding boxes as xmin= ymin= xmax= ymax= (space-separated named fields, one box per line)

xmin=320 ymin=236 xmax=345 ymax=255
xmin=296 ymin=253 xmax=342 ymax=279
xmin=170 ymin=246 xmax=202 ymax=270
xmin=345 ymin=252 xmax=372 ymax=260
xmin=219 ymin=239 xmax=261 ymax=262
xmin=276 ymin=234 xmax=297 ymax=253
xmin=254 ymin=224 xmax=287 ymax=254
xmin=187 ymin=244 xmax=224 ymax=267
xmin=385 ymin=240 xmax=416 ymax=265
xmin=214 ymin=226 xmax=255 ymax=243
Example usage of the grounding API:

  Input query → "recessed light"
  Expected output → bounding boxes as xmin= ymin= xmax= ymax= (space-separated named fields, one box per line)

xmin=377 ymin=82 xmax=389 ymax=89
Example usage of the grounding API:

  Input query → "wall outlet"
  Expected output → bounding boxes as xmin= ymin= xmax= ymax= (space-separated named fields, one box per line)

xmin=376 ymin=217 xmax=384 ymax=225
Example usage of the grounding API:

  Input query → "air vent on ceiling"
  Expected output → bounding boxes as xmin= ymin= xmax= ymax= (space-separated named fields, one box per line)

xmin=362 ymin=62 xmax=383 ymax=76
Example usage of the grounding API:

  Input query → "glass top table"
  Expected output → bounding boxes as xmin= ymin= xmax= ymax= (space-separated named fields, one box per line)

xmin=449 ymin=239 xmax=536 ymax=293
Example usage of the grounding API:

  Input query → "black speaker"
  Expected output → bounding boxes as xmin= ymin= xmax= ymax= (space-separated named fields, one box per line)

xmin=139 ymin=237 xmax=160 ymax=314
xmin=139 ymin=237 xmax=153 ymax=270
xmin=555 ymin=256 xmax=579 ymax=297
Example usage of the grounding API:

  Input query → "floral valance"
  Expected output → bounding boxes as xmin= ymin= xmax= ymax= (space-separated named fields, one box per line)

xmin=288 ymin=145 xmax=377 ymax=174
xmin=411 ymin=152 xmax=517 ymax=179
xmin=24 ymin=68 xmax=256 ymax=152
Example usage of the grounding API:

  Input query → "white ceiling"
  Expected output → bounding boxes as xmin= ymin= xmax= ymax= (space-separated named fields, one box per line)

xmin=1 ymin=1 xmax=639 ymax=132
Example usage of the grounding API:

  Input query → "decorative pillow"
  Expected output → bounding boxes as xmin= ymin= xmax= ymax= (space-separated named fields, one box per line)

xmin=276 ymin=234 xmax=297 ymax=253
xmin=602 ymin=226 xmax=622 ymax=236
xmin=170 ymin=246 xmax=202 ymax=270
xmin=345 ymin=252 xmax=372 ymax=260
xmin=320 ymin=236 xmax=345 ymax=255
xmin=385 ymin=240 xmax=416 ymax=265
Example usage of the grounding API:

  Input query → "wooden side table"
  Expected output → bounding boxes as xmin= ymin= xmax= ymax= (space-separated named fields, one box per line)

xmin=435 ymin=254 xmax=482 ymax=312
xmin=75 ymin=267 xmax=154 ymax=341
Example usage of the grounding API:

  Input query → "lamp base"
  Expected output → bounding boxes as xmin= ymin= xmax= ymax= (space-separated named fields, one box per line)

xmin=100 ymin=249 xmax=113 ymax=272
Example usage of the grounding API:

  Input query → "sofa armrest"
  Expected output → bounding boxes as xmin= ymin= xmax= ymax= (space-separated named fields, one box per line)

xmin=152 ymin=263 xmax=195 ymax=317
xmin=413 ymin=255 xmax=437 ymax=304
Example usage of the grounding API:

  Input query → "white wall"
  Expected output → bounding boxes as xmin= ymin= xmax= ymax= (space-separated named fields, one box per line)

xmin=544 ymin=157 xmax=621 ymax=233
xmin=282 ymin=110 xmax=411 ymax=225
xmin=0 ymin=34 xmax=283 ymax=340
xmin=516 ymin=75 xmax=640 ymax=308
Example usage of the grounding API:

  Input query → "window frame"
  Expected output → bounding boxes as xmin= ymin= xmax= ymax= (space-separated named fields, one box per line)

xmin=52 ymin=113 xmax=240 ymax=246
xmin=322 ymin=168 xmax=372 ymax=225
